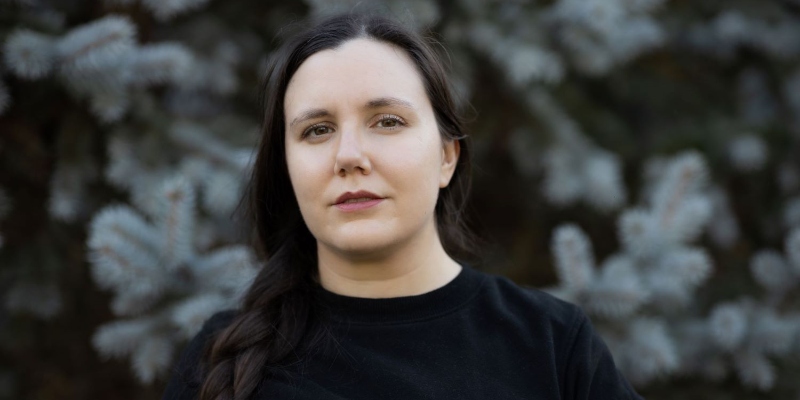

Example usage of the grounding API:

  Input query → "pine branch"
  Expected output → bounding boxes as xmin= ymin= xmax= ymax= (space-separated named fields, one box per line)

xmin=551 ymin=224 xmax=596 ymax=291
xmin=154 ymin=175 xmax=196 ymax=272
xmin=140 ymin=0 xmax=212 ymax=22
xmin=3 ymin=29 xmax=56 ymax=79
xmin=728 ymin=135 xmax=769 ymax=172
xmin=57 ymin=14 xmax=136 ymax=73
xmin=93 ymin=318 xmax=157 ymax=359
xmin=129 ymin=43 xmax=194 ymax=87
xmin=617 ymin=317 xmax=679 ymax=385
xmin=584 ymin=255 xmax=649 ymax=319
xmin=4 ymin=282 xmax=62 ymax=319
xmin=131 ymin=335 xmax=174 ymax=384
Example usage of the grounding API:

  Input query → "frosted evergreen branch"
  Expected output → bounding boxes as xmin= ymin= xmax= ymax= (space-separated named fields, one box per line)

xmin=651 ymin=151 xmax=709 ymax=232
xmin=154 ymin=175 xmax=196 ymax=272
xmin=172 ymin=58 xmax=238 ymax=96
xmin=128 ymin=43 xmax=194 ymax=87
xmin=88 ymin=181 xmax=258 ymax=381
xmin=93 ymin=318 xmax=157 ymax=359
xmin=54 ymin=15 xmax=137 ymax=121
xmin=614 ymin=317 xmax=679 ymax=385
xmin=728 ymin=135 xmax=768 ymax=172
xmin=4 ymin=282 xmax=62 ymax=319
xmin=3 ymin=29 xmax=56 ymax=79
xmin=750 ymin=250 xmax=795 ymax=294
xmin=193 ymin=245 xmax=259 ymax=298
xmin=104 ymin=133 xmax=145 ymax=190
xmin=140 ymin=0 xmax=212 ymax=21
xmin=542 ymin=0 xmax=666 ymax=75
xmin=583 ymin=255 xmax=649 ymax=319
xmin=530 ymin=91 xmax=627 ymax=211
xmin=783 ymin=197 xmax=800 ymax=229
xmin=305 ymin=0 xmax=440 ymax=29
xmin=734 ymin=350 xmax=776 ymax=391
xmin=466 ymin=23 xmax=564 ymax=85
xmin=706 ymin=186 xmax=740 ymax=248
xmin=548 ymin=151 xmax=715 ymax=384
xmin=551 ymin=224 xmax=596 ymax=291
xmin=668 ymin=249 xmax=712 ymax=287
xmin=87 ymin=205 xmax=166 ymax=296
xmin=750 ymin=311 xmax=796 ymax=356
xmin=92 ymin=313 xmax=176 ymax=383
xmin=709 ymin=302 xmax=748 ymax=351
xmin=686 ymin=10 xmax=800 ymax=61
xmin=201 ymin=168 xmax=245 ymax=216
xmin=132 ymin=335 xmax=174 ymax=384
xmin=642 ymin=266 xmax=693 ymax=309
xmin=103 ymin=130 xmax=182 ymax=215
xmin=39 ymin=14 xmax=220 ymax=122
xmin=169 ymin=293 xmax=230 ymax=339
xmin=581 ymin=152 xmax=627 ymax=211
xmin=56 ymin=14 xmax=137 ymax=74
xmin=48 ymin=157 xmax=98 ymax=221
xmin=692 ymin=299 xmax=800 ymax=390
xmin=618 ymin=209 xmax=661 ymax=258
xmin=169 ymin=121 xmax=251 ymax=171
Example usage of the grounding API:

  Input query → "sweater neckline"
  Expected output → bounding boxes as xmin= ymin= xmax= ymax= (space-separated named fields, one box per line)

xmin=310 ymin=263 xmax=486 ymax=325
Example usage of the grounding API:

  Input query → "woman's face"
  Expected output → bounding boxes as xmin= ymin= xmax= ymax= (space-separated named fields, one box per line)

xmin=283 ymin=38 xmax=459 ymax=258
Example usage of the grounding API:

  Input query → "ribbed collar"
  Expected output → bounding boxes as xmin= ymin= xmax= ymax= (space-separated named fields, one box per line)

xmin=311 ymin=263 xmax=486 ymax=325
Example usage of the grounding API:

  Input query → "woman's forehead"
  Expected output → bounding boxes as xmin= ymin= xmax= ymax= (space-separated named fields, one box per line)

xmin=284 ymin=38 xmax=429 ymax=113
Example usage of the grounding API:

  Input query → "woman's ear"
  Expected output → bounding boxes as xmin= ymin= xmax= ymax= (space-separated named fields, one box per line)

xmin=439 ymin=138 xmax=461 ymax=188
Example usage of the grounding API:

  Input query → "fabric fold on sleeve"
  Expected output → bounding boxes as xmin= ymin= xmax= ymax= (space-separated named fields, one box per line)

xmin=563 ymin=308 xmax=645 ymax=400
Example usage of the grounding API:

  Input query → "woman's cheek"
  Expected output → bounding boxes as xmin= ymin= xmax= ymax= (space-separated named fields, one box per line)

xmin=287 ymin=155 xmax=323 ymax=215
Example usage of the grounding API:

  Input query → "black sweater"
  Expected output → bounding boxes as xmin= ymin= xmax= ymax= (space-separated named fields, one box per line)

xmin=162 ymin=265 xmax=645 ymax=399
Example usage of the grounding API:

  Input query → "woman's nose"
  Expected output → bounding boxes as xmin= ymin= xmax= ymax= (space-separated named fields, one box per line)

xmin=333 ymin=127 xmax=372 ymax=176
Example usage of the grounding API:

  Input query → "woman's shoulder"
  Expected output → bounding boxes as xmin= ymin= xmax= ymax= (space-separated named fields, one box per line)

xmin=178 ymin=308 xmax=239 ymax=364
xmin=203 ymin=308 xmax=239 ymax=332
xmin=474 ymin=268 xmax=585 ymax=335
xmin=162 ymin=309 xmax=240 ymax=398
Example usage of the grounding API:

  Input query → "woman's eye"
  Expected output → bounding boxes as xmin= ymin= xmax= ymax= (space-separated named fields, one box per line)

xmin=376 ymin=115 xmax=405 ymax=129
xmin=303 ymin=124 xmax=332 ymax=138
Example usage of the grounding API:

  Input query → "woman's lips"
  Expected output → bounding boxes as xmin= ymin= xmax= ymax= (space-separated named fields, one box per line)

xmin=334 ymin=198 xmax=384 ymax=212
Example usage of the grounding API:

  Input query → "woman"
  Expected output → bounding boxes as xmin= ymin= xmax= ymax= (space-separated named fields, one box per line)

xmin=162 ymin=13 xmax=644 ymax=400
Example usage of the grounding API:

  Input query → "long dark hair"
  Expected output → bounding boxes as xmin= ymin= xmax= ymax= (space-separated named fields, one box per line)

xmin=198 ymin=12 xmax=482 ymax=399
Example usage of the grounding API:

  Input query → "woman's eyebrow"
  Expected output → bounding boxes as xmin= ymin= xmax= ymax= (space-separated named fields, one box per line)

xmin=289 ymin=97 xmax=416 ymax=128
xmin=364 ymin=96 xmax=415 ymax=111
xmin=289 ymin=109 xmax=331 ymax=128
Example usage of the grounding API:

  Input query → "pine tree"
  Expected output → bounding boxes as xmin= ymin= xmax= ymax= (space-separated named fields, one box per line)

xmin=2 ymin=0 xmax=800 ymax=398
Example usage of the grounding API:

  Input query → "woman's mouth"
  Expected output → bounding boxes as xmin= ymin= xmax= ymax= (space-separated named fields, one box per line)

xmin=334 ymin=198 xmax=384 ymax=212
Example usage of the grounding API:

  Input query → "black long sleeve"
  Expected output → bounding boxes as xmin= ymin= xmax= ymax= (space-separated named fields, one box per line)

xmin=162 ymin=311 xmax=237 ymax=400
xmin=562 ymin=311 xmax=643 ymax=399
xmin=162 ymin=265 xmax=644 ymax=399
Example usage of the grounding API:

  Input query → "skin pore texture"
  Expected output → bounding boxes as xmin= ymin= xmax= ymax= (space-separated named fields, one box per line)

xmin=283 ymin=38 xmax=463 ymax=299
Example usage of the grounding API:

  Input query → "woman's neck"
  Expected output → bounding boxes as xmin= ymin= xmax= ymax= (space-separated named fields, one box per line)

xmin=315 ymin=222 xmax=462 ymax=299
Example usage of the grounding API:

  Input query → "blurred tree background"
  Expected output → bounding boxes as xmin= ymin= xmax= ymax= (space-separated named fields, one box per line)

xmin=2 ymin=0 xmax=800 ymax=398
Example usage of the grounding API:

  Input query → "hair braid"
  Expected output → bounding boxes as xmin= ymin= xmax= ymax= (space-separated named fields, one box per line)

xmin=198 ymin=226 xmax=317 ymax=399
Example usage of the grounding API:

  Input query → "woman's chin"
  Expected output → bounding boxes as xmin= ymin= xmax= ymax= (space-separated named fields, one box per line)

xmin=321 ymin=230 xmax=401 ymax=259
